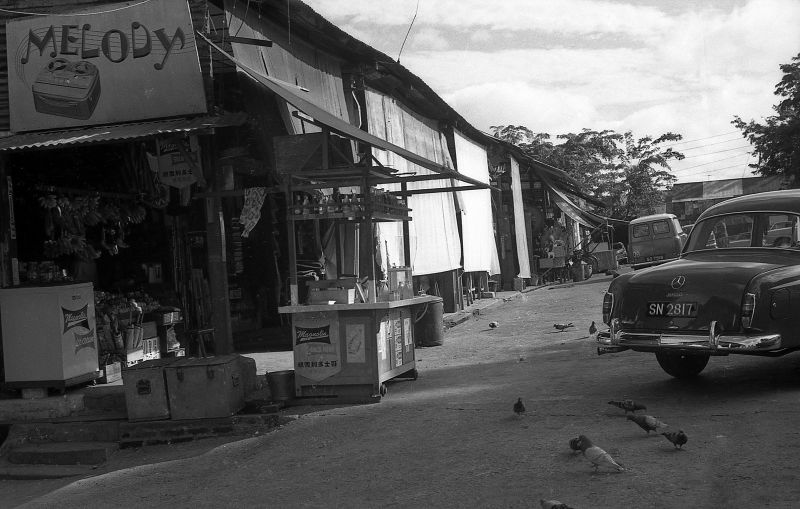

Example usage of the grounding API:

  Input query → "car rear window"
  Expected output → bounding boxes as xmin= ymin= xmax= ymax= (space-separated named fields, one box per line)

xmin=686 ymin=214 xmax=756 ymax=251
xmin=652 ymin=220 xmax=671 ymax=235
xmin=761 ymin=214 xmax=800 ymax=248
xmin=632 ymin=224 xmax=650 ymax=238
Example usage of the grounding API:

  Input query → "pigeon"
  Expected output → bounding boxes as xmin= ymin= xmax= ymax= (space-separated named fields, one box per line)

xmin=489 ymin=321 xmax=499 ymax=329
xmin=513 ymin=397 xmax=526 ymax=416
xmin=627 ymin=414 xmax=668 ymax=434
xmin=568 ymin=436 xmax=582 ymax=453
xmin=577 ymin=434 xmax=625 ymax=472
xmin=554 ymin=322 xmax=574 ymax=332
xmin=589 ymin=321 xmax=598 ymax=336
xmin=540 ymin=499 xmax=576 ymax=509
xmin=661 ymin=430 xmax=688 ymax=449
xmin=607 ymin=399 xmax=647 ymax=413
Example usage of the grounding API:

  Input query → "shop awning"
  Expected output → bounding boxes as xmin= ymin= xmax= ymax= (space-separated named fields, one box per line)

xmin=0 ymin=113 xmax=248 ymax=152
xmin=196 ymin=32 xmax=490 ymax=192
xmin=539 ymin=172 xmax=603 ymax=228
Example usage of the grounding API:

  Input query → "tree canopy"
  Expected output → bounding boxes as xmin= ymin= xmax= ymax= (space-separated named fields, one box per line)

xmin=732 ymin=52 xmax=800 ymax=184
xmin=490 ymin=126 xmax=684 ymax=220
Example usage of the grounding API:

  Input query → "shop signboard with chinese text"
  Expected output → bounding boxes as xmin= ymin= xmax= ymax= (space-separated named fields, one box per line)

xmin=6 ymin=0 xmax=207 ymax=132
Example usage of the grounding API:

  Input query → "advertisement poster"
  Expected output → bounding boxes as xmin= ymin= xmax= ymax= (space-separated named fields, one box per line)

xmin=393 ymin=317 xmax=403 ymax=368
xmin=6 ymin=0 xmax=206 ymax=132
xmin=345 ymin=323 xmax=365 ymax=364
xmin=58 ymin=285 xmax=97 ymax=380
xmin=293 ymin=312 xmax=341 ymax=382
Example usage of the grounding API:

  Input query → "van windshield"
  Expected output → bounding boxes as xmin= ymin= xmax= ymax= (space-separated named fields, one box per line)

xmin=685 ymin=213 xmax=800 ymax=252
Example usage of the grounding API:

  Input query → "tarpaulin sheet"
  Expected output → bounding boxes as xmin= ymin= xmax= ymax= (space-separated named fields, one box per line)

xmin=509 ymin=155 xmax=531 ymax=278
xmin=453 ymin=129 xmax=500 ymax=275
xmin=366 ymin=89 xmax=461 ymax=276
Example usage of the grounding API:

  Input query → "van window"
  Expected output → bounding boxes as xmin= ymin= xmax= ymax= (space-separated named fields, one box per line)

xmin=632 ymin=224 xmax=650 ymax=238
xmin=652 ymin=220 xmax=671 ymax=235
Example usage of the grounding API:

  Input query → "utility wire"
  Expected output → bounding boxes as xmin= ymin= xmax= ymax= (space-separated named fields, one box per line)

xmin=673 ymin=153 xmax=751 ymax=172
xmin=678 ymin=145 xmax=752 ymax=159
xmin=397 ymin=0 xmax=420 ymax=63
xmin=678 ymin=162 xmax=755 ymax=178
xmin=673 ymin=137 xmax=750 ymax=152
xmin=663 ymin=130 xmax=742 ymax=148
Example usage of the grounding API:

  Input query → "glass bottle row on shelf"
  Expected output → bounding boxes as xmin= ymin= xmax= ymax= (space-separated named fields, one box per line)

xmin=290 ymin=188 xmax=408 ymax=219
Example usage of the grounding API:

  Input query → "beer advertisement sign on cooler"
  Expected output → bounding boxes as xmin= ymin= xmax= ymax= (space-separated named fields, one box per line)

xmin=5 ymin=0 xmax=207 ymax=132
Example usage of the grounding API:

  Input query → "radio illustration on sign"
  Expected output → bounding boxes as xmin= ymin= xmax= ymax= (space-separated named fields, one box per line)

xmin=32 ymin=58 xmax=101 ymax=120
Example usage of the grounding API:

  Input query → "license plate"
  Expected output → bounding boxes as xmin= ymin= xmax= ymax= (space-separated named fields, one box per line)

xmin=645 ymin=255 xmax=664 ymax=262
xmin=647 ymin=301 xmax=697 ymax=317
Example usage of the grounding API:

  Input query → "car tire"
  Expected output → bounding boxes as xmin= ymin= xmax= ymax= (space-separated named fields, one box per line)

xmin=655 ymin=352 xmax=710 ymax=379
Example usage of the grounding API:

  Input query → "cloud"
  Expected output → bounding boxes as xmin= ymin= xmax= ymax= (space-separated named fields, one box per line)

xmin=442 ymin=81 xmax=599 ymax=134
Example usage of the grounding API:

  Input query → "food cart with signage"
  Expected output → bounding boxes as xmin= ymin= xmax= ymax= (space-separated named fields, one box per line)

xmin=275 ymin=129 xmax=444 ymax=403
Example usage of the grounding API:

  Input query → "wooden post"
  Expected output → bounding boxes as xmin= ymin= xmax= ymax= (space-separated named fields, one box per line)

xmin=203 ymin=138 xmax=234 ymax=354
xmin=401 ymin=182 xmax=411 ymax=268
xmin=0 ymin=155 xmax=18 ymax=288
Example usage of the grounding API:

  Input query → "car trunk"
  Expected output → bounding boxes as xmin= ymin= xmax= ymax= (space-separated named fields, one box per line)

xmin=615 ymin=256 xmax=783 ymax=333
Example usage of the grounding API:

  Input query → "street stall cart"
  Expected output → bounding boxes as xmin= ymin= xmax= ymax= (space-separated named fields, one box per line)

xmin=276 ymin=128 xmax=445 ymax=403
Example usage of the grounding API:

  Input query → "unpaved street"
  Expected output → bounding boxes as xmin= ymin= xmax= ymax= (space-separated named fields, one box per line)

xmin=14 ymin=274 xmax=800 ymax=508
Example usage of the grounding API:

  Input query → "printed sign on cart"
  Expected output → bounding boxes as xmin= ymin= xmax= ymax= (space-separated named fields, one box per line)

xmin=345 ymin=323 xmax=365 ymax=364
xmin=5 ymin=0 xmax=206 ymax=132
xmin=293 ymin=312 xmax=341 ymax=382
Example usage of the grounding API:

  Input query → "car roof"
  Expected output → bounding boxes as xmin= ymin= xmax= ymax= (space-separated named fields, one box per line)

xmin=697 ymin=190 xmax=800 ymax=221
xmin=629 ymin=213 xmax=676 ymax=225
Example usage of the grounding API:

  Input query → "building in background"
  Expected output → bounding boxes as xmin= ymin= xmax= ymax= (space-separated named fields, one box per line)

xmin=667 ymin=176 xmax=786 ymax=226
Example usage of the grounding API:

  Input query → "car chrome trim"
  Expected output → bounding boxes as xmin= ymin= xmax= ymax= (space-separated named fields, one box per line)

xmin=597 ymin=323 xmax=780 ymax=355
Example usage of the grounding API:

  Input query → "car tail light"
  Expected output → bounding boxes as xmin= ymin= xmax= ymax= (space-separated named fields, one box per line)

xmin=602 ymin=292 xmax=614 ymax=324
xmin=741 ymin=292 xmax=756 ymax=328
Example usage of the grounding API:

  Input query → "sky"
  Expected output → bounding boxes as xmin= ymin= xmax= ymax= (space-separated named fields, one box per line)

xmin=303 ymin=0 xmax=800 ymax=184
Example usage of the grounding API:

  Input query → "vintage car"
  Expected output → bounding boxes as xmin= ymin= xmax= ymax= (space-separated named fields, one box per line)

xmin=598 ymin=189 xmax=800 ymax=378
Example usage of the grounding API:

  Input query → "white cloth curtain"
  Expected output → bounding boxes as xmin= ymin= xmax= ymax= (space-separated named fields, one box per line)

xmin=453 ymin=130 xmax=500 ymax=275
xmin=365 ymin=88 xmax=461 ymax=276
xmin=509 ymin=156 xmax=531 ymax=278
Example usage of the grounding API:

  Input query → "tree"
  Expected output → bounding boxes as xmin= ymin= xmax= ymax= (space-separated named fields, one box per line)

xmin=490 ymin=126 xmax=684 ymax=219
xmin=732 ymin=52 xmax=800 ymax=184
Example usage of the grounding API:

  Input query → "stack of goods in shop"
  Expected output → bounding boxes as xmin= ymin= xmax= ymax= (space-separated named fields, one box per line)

xmin=95 ymin=291 xmax=163 ymax=374
xmin=290 ymin=188 xmax=409 ymax=221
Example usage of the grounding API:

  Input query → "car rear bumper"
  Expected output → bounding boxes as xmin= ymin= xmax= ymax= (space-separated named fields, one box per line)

xmin=596 ymin=320 xmax=781 ymax=355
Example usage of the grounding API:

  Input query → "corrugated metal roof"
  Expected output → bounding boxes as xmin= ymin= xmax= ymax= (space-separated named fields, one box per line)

xmin=0 ymin=112 xmax=248 ymax=151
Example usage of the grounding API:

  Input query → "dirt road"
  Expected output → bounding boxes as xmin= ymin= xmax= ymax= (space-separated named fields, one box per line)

xmin=13 ymin=274 xmax=800 ymax=508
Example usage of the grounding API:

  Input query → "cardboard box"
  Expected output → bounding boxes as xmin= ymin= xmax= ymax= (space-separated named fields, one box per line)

xmin=99 ymin=361 xmax=122 ymax=384
xmin=308 ymin=288 xmax=355 ymax=304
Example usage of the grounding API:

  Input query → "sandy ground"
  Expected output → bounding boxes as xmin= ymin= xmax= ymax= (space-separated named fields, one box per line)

xmin=7 ymin=271 xmax=800 ymax=508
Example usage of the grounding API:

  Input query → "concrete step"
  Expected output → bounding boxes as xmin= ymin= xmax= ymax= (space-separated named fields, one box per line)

xmin=0 ymin=460 xmax=97 ymax=480
xmin=7 ymin=420 xmax=121 ymax=444
xmin=119 ymin=414 xmax=290 ymax=447
xmin=5 ymin=441 xmax=118 ymax=466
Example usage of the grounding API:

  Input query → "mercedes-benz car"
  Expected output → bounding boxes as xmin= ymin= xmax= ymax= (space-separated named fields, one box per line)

xmin=597 ymin=190 xmax=800 ymax=378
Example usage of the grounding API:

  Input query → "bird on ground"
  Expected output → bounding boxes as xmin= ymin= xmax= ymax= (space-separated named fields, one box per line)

xmin=540 ymin=499 xmax=576 ymax=509
xmin=554 ymin=322 xmax=574 ymax=332
xmin=513 ymin=397 xmax=526 ymax=416
xmin=607 ymin=399 xmax=647 ymax=413
xmin=577 ymin=434 xmax=625 ymax=472
xmin=568 ymin=437 xmax=582 ymax=453
xmin=589 ymin=321 xmax=598 ymax=336
xmin=661 ymin=430 xmax=688 ymax=449
xmin=627 ymin=414 xmax=668 ymax=434
xmin=489 ymin=321 xmax=499 ymax=329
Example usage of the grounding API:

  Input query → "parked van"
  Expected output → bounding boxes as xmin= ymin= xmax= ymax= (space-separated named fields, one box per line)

xmin=628 ymin=213 xmax=687 ymax=269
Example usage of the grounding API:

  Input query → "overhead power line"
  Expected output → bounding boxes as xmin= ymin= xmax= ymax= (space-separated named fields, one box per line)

xmin=663 ymin=130 xmax=742 ymax=148
xmin=678 ymin=145 xmax=751 ymax=159
xmin=674 ymin=137 xmax=749 ymax=152
xmin=673 ymin=152 xmax=751 ymax=172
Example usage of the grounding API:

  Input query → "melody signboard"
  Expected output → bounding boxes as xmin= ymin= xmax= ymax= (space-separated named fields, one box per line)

xmin=6 ymin=0 xmax=206 ymax=132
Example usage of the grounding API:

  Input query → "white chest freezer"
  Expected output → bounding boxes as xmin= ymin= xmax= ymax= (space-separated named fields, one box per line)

xmin=0 ymin=282 xmax=100 ymax=389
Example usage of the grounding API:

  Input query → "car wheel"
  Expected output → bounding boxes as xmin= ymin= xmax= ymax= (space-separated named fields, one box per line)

xmin=655 ymin=352 xmax=710 ymax=379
